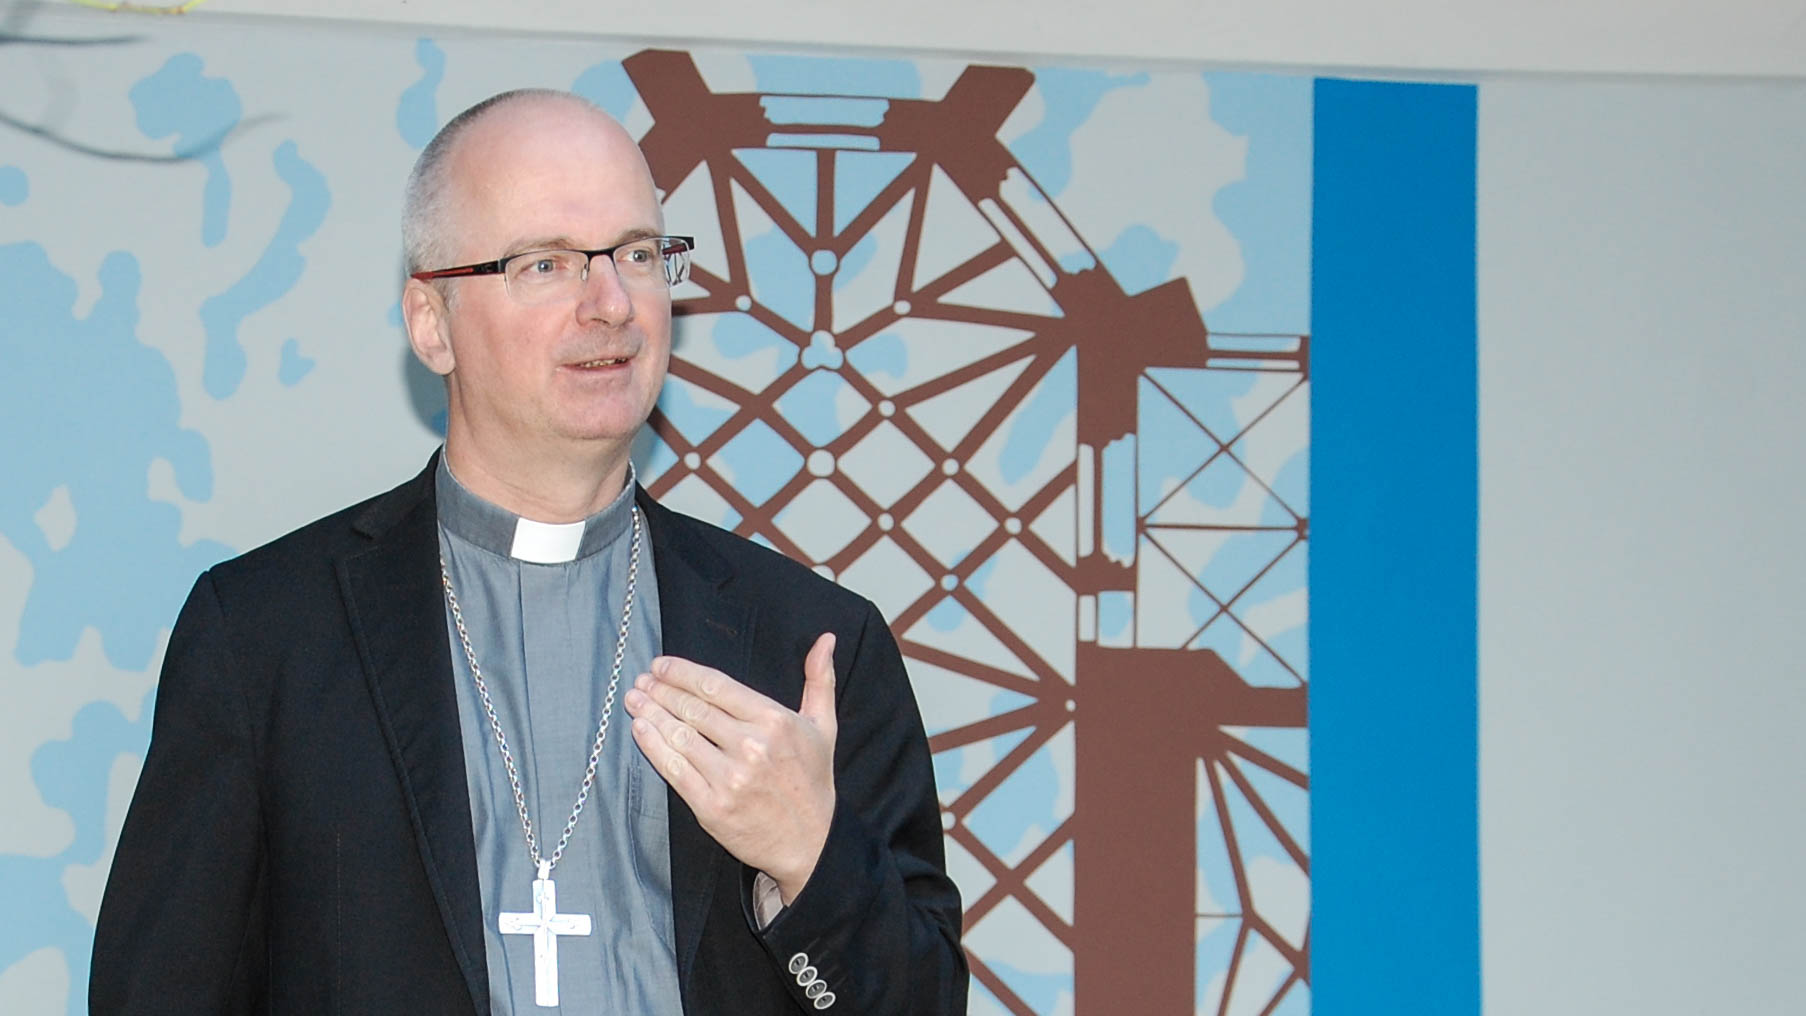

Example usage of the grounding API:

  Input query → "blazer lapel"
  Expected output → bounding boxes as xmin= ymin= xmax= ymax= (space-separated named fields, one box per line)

xmin=338 ymin=462 xmax=489 ymax=1015
xmin=639 ymin=491 xmax=753 ymax=997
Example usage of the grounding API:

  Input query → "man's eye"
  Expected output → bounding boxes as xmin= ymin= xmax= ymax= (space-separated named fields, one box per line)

xmin=528 ymin=258 xmax=563 ymax=275
xmin=619 ymin=245 xmax=656 ymax=266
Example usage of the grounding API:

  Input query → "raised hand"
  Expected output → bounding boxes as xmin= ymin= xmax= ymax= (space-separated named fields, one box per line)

xmin=624 ymin=632 xmax=838 ymax=903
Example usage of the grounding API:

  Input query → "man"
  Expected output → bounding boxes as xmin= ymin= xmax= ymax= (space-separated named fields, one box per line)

xmin=90 ymin=89 xmax=966 ymax=1015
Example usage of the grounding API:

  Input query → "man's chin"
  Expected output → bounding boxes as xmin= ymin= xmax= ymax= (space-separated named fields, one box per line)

xmin=553 ymin=415 xmax=656 ymax=450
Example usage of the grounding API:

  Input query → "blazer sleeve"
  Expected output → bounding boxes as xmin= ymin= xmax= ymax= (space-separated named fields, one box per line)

xmin=747 ymin=599 xmax=968 ymax=1015
xmin=90 ymin=571 xmax=269 ymax=1014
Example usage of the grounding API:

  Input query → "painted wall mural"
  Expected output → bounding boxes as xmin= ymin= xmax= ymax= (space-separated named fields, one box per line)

xmin=0 ymin=10 xmax=1310 ymax=1014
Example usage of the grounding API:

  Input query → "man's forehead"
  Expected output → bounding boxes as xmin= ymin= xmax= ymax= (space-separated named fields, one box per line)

xmin=446 ymin=97 xmax=661 ymax=237
xmin=457 ymin=97 xmax=638 ymax=171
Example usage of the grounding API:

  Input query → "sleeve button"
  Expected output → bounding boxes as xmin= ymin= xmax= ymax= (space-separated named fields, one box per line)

xmin=797 ymin=965 xmax=818 ymax=985
xmin=813 ymin=992 xmax=837 ymax=1010
xmin=788 ymin=953 xmax=809 ymax=975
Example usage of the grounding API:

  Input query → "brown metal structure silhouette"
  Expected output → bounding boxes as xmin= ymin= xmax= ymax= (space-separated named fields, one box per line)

xmin=625 ymin=49 xmax=1310 ymax=1015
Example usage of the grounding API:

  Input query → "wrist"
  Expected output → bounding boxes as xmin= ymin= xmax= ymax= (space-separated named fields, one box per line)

xmin=774 ymin=803 xmax=833 ymax=904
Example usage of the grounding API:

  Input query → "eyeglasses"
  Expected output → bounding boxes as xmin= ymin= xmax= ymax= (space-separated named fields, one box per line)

xmin=411 ymin=235 xmax=695 ymax=304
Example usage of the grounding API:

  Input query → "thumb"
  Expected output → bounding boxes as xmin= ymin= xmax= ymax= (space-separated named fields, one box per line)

xmin=799 ymin=632 xmax=838 ymax=737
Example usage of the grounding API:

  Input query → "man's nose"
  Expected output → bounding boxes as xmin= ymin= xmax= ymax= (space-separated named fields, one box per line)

xmin=577 ymin=255 xmax=635 ymax=323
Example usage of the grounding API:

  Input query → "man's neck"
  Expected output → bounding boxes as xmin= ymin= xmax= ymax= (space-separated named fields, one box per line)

xmin=443 ymin=433 xmax=632 ymax=524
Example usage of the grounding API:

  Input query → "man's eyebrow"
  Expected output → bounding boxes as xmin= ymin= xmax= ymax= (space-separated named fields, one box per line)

xmin=502 ymin=236 xmax=579 ymax=256
xmin=503 ymin=228 xmax=663 ymax=255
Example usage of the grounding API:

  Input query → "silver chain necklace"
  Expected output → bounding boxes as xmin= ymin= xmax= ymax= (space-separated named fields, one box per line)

xmin=437 ymin=504 xmax=641 ymax=1007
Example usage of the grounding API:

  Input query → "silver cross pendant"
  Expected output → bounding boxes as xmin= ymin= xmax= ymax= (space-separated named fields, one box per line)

xmin=498 ymin=861 xmax=594 ymax=1007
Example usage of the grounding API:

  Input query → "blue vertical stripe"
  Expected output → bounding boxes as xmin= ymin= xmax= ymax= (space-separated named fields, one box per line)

xmin=1310 ymin=79 xmax=1479 ymax=1014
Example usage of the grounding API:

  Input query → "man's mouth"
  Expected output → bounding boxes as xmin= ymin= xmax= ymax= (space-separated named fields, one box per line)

xmin=571 ymin=356 xmax=631 ymax=368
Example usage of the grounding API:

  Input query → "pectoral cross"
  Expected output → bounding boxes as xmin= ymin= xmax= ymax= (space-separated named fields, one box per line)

xmin=498 ymin=861 xmax=593 ymax=1007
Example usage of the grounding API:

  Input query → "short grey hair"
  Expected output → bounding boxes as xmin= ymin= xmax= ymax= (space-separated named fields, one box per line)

xmin=401 ymin=88 xmax=600 ymax=277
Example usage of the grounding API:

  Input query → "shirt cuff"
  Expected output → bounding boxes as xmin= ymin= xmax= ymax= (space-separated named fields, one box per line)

xmin=751 ymin=870 xmax=786 ymax=930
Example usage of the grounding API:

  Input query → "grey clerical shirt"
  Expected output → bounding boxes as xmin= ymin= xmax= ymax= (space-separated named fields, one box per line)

xmin=435 ymin=458 xmax=683 ymax=1015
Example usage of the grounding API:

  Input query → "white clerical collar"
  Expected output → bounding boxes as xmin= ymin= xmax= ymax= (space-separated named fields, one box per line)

xmin=509 ymin=517 xmax=587 ymax=564
xmin=434 ymin=452 xmax=637 ymax=564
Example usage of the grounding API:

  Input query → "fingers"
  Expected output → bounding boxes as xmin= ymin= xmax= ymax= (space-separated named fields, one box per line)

xmin=798 ymin=633 xmax=838 ymax=738
xmin=631 ymin=669 xmax=743 ymax=746
xmin=645 ymin=655 xmax=771 ymax=720
xmin=626 ymin=688 xmax=729 ymax=795
xmin=629 ymin=716 xmax=709 ymax=801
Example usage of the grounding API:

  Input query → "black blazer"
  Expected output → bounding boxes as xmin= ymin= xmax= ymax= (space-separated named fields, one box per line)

xmin=91 ymin=458 xmax=966 ymax=1014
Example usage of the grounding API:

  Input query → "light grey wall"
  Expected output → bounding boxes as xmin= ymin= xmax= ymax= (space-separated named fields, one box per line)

xmin=1478 ymin=80 xmax=1806 ymax=1015
xmin=193 ymin=0 xmax=1806 ymax=77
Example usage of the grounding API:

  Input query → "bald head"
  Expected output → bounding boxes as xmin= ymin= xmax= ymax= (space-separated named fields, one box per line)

xmin=401 ymin=90 xmax=655 ymax=278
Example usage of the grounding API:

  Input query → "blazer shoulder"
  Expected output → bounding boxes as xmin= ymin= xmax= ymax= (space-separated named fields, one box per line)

xmin=208 ymin=459 xmax=435 ymax=592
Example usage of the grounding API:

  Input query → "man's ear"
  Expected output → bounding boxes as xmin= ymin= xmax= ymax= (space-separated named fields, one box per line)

xmin=402 ymin=278 xmax=456 ymax=376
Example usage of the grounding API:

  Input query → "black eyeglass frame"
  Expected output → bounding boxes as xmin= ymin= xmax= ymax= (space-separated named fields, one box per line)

xmin=409 ymin=235 xmax=697 ymax=285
